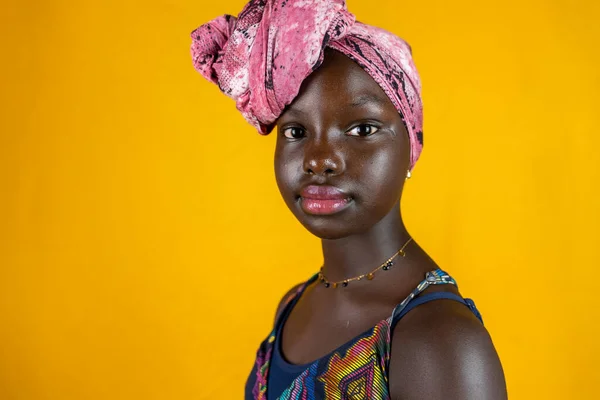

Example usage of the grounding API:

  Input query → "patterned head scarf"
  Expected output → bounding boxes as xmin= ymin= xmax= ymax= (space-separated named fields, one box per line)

xmin=190 ymin=0 xmax=424 ymax=169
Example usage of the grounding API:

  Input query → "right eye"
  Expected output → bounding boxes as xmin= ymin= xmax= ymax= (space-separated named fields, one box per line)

xmin=282 ymin=127 xmax=306 ymax=139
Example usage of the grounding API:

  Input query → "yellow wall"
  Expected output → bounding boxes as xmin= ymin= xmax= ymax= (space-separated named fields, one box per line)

xmin=1 ymin=0 xmax=598 ymax=398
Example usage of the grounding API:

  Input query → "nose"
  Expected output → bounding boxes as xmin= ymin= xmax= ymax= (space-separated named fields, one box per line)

xmin=303 ymin=139 xmax=345 ymax=176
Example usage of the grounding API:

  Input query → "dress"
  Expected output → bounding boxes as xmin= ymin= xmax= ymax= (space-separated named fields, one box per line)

xmin=244 ymin=269 xmax=483 ymax=400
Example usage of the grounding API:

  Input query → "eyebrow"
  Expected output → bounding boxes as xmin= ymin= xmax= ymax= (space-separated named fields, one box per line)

xmin=282 ymin=106 xmax=307 ymax=116
xmin=281 ymin=93 xmax=388 ymax=118
xmin=350 ymin=94 xmax=388 ymax=108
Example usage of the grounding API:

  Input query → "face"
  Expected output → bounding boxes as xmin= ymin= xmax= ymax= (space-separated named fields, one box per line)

xmin=274 ymin=49 xmax=411 ymax=240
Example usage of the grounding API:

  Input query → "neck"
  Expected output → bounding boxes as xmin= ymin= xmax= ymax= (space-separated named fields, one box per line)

xmin=320 ymin=202 xmax=412 ymax=282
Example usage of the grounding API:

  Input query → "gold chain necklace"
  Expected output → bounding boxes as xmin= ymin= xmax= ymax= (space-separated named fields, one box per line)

xmin=318 ymin=237 xmax=413 ymax=288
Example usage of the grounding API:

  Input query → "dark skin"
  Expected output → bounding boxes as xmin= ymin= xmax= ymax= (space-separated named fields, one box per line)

xmin=272 ymin=49 xmax=507 ymax=399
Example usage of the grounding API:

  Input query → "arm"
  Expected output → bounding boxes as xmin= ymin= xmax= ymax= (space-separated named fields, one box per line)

xmin=388 ymin=300 xmax=507 ymax=400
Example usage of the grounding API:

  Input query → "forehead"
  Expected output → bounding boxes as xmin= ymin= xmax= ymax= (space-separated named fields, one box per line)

xmin=283 ymin=49 xmax=395 ymax=115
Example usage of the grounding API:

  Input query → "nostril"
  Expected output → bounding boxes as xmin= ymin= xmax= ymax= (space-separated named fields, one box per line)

xmin=325 ymin=168 xmax=334 ymax=175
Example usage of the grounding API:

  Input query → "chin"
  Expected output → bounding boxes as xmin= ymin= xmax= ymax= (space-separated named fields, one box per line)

xmin=290 ymin=204 xmax=364 ymax=240
xmin=298 ymin=219 xmax=356 ymax=240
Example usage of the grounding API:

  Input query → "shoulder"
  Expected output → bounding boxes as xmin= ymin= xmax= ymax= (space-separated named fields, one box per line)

xmin=388 ymin=298 xmax=507 ymax=400
xmin=272 ymin=282 xmax=305 ymax=324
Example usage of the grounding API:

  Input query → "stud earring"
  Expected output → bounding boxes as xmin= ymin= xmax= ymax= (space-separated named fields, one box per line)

xmin=406 ymin=170 xmax=412 ymax=180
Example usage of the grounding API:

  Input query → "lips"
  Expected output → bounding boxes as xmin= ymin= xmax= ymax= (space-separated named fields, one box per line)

xmin=299 ymin=185 xmax=352 ymax=215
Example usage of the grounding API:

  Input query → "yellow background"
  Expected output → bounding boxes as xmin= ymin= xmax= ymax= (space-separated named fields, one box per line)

xmin=1 ymin=0 xmax=599 ymax=398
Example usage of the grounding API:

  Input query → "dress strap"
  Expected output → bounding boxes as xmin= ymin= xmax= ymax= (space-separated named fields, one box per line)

xmin=392 ymin=291 xmax=481 ymax=323
xmin=390 ymin=269 xmax=483 ymax=326
xmin=274 ymin=273 xmax=319 ymax=330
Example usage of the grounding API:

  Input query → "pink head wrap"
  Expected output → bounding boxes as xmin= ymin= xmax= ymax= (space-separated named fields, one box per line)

xmin=191 ymin=0 xmax=424 ymax=169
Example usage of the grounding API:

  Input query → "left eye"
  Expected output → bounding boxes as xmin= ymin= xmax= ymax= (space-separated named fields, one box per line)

xmin=346 ymin=124 xmax=380 ymax=137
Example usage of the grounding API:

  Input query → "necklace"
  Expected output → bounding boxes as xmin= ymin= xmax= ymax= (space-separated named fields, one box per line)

xmin=318 ymin=237 xmax=413 ymax=288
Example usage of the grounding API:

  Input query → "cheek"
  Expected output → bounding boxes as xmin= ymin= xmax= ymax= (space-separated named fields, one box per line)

xmin=354 ymin=144 xmax=406 ymax=207
xmin=274 ymin=144 xmax=301 ymax=197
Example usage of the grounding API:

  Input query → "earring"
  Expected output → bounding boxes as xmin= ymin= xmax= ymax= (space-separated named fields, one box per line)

xmin=406 ymin=170 xmax=412 ymax=180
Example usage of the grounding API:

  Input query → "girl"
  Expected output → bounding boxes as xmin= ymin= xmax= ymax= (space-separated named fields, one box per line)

xmin=191 ymin=1 xmax=507 ymax=398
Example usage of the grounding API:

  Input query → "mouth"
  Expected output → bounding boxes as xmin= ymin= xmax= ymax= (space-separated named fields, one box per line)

xmin=298 ymin=185 xmax=353 ymax=216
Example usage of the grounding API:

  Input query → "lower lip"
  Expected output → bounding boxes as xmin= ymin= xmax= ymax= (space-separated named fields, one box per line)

xmin=300 ymin=198 xmax=352 ymax=215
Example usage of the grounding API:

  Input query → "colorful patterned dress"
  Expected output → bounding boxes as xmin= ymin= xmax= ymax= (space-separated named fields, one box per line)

xmin=244 ymin=269 xmax=483 ymax=400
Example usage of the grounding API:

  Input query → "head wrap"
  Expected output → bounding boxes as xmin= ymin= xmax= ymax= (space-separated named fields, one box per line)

xmin=190 ymin=0 xmax=424 ymax=169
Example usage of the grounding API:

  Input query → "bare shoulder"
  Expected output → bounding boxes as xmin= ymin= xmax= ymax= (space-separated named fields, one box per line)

xmin=389 ymin=299 xmax=507 ymax=400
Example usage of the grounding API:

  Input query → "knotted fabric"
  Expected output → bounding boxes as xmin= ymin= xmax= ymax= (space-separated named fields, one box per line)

xmin=190 ymin=0 xmax=424 ymax=168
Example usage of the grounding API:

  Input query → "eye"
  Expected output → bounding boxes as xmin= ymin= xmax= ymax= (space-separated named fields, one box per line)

xmin=346 ymin=124 xmax=380 ymax=137
xmin=282 ymin=126 xmax=306 ymax=139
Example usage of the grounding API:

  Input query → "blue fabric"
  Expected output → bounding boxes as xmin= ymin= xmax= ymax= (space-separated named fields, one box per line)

xmin=267 ymin=302 xmax=313 ymax=399
xmin=392 ymin=291 xmax=483 ymax=326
